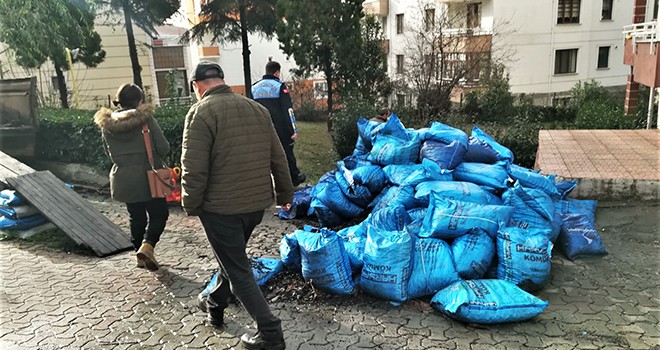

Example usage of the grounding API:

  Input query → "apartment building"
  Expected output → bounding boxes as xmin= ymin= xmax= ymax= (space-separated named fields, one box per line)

xmin=180 ymin=0 xmax=328 ymax=105
xmin=0 ymin=18 xmax=163 ymax=109
xmin=364 ymin=0 xmax=633 ymax=106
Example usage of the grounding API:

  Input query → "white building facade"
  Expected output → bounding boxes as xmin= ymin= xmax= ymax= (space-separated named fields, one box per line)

xmin=365 ymin=0 xmax=634 ymax=106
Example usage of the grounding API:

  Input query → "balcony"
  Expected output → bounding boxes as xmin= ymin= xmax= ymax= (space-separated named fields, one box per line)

xmin=623 ymin=21 xmax=660 ymax=87
xmin=381 ymin=39 xmax=389 ymax=54
xmin=441 ymin=28 xmax=493 ymax=53
xmin=363 ymin=0 xmax=388 ymax=17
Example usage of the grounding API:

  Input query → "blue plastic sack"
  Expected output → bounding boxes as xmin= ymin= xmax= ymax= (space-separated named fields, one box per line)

xmin=314 ymin=176 xmax=364 ymax=219
xmin=464 ymin=136 xmax=499 ymax=164
xmin=549 ymin=208 xmax=562 ymax=243
xmin=351 ymin=165 xmax=387 ymax=194
xmin=356 ymin=114 xmax=408 ymax=151
xmin=298 ymin=227 xmax=355 ymax=295
xmin=252 ymin=257 xmax=285 ymax=285
xmin=414 ymin=181 xmax=503 ymax=207
xmin=559 ymin=198 xmax=597 ymax=221
xmin=407 ymin=207 xmax=427 ymax=223
xmin=383 ymin=159 xmax=452 ymax=187
xmin=352 ymin=135 xmax=370 ymax=156
xmin=421 ymin=195 xmax=514 ymax=239
xmin=312 ymin=204 xmax=343 ymax=228
xmin=508 ymin=164 xmax=559 ymax=199
xmin=279 ymin=186 xmax=313 ymax=219
xmin=337 ymin=221 xmax=369 ymax=272
xmin=453 ymin=161 xmax=510 ymax=191
xmin=558 ymin=213 xmax=607 ymax=260
xmin=420 ymin=139 xmax=467 ymax=170
xmin=341 ymin=155 xmax=373 ymax=169
xmin=430 ymin=279 xmax=549 ymax=324
xmin=425 ymin=121 xmax=469 ymax=146
xmin=0 ymin=190 xmax=22 ymax=206
xmin=404 ymin=218 xmax=424 ymax=236
xmin=371 ymin=185 xmax=416 ymax=211
xmin=503 ymin=182 xmax=555 ymax=233
xmin=360 ymin=226 xmax=414 ymax=302
xmin=200 ymin=271 xmax=220 ymax=300
xmin=408 ymin=238 xmax=460 ymax=299
xmin=555 ymin=180 xmax=578 ymax=199
xmin=369 ymin=205 xmax=411 ymax=232
xmin=279 ymin=232 xmax=302 ymax=270
xmin=451 ymin=228 xmax=495 ymax=280
xmin=0 ymin=214 xmax=48 ymax=231
xmin=368 ymin=133 xmax=421 ymax=165
xmin=497 ymin=227 xmax=552 ymax=292
xmin=0 ymin=205 xmax=39 ymax=219
xmin=467 ymin=126 xmax=514 ymax=163
xmin=335 ymin=165 xmax=373 ymax=207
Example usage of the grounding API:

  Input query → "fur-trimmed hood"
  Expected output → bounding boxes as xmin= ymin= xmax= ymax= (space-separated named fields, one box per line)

xmin=94 ymin=104 xmax=154 ymax=133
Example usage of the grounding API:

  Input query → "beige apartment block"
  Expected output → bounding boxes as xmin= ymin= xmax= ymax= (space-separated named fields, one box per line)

xmin=0 ymin=16 xmax=155 ymax=110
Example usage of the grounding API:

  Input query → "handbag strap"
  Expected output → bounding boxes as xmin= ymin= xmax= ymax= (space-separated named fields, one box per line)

xmin=142 ymin=124 xmax=156 ymax=171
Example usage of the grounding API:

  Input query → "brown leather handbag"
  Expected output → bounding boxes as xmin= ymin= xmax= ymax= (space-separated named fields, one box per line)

xmin=142 ymin=124 xmax=174 ymax=198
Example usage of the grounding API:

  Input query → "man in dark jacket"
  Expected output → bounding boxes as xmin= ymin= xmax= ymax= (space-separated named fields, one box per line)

xmin=252 ymin=61 xmax=306 ymax=186
xmin=181 ymin=61 xmax=293 ymax=350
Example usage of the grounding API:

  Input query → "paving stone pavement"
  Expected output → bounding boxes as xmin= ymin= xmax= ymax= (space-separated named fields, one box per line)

xmin=1 ymin=194 xmax=658 ymax=350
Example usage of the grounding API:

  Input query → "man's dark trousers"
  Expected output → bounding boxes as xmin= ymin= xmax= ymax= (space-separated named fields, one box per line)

xmin=280 ymin=137 xmax=301 ymax=182
xmin=199 ymin=210 xmax=282 ymax=335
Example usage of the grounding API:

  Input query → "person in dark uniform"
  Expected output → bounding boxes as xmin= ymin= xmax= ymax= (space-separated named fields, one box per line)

xmin=370 ymin=107 xmax=391 ymax=123
xmin=252 ymin=61 xmax=306 ymax=186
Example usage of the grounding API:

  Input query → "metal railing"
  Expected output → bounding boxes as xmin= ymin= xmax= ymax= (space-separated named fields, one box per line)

xmin=623 ymin=21 xmax=660 ymax=54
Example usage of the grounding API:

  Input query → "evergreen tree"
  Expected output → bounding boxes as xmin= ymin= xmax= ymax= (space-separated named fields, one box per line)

xmin=182 ymin=0 xmax=278 ymax=98
xmin=0 ymin=0 xmax=106 ymax=108
xmin=276 ymin=0 xmax=364 ymax=119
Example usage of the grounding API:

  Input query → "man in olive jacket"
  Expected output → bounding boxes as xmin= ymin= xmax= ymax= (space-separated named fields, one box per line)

xmin=180 ymin=61 xmax=293 ymax=350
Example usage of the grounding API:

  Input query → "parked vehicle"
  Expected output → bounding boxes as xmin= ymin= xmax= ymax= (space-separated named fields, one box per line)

xmin=0 ymin=77 xmax=38 ymax=157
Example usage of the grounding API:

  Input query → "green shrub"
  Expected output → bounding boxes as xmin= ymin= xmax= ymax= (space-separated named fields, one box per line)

xmin=37 ymin=108 xmax=111 ymax=169
xmin=330 ymin=98 xmax=376 ymax=159
xmin=469 ymin=65 xmax=515 ymax=123
xmin=37 ymin=106 xmax=188 ymax=169
xmin=478 ymin=113 xmax=542 ymax=169
xmin=570 ymin=80 xmax=645 ymax=129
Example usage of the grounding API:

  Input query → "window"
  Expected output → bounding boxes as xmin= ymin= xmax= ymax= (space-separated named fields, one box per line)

xmin=156 ymin=69 xmax=190 ymax=99
xmin=557 ymin=0 xmax=580 ymax=24
xmin=396 ymin=14 xmax=404 ymax=34
xmin=467 ymin=3 xmax=482 ymax=29
xmin=396 ymin=94 xmax=406 ymax=106
xmin=554 ymin=49 xmax=578 ymax=74
xmin=425 ymin=8 xmax=435 ymax=31
xmin=601 ymin=0 xmax=613 ymax=20
xmin=314 ymin=81 xmax=328 ymax=100
xmin=396 ymin=55 xmax=404 ymax=74
xmin=552 ymin=96 xmax=571 ymax=107
xmin=597 ymin=46 xmax=610 ymax=69
xmin=442 ymin=52 xmax=465 ymax=80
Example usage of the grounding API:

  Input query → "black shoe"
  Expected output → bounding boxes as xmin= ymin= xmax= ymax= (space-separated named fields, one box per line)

xmin=206 ymin=313 xmax=224 ymax=329
xmin=292 ymin=174 xmax=306 ymax=187
xmin=240 ymin=331 xmax=285 ymax=350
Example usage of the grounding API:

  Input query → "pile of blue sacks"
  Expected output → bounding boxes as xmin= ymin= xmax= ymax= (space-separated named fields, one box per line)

xmin=0 ymin=190 xmax=50 ymax=236
xmin=270 ymin=114 xmax=607 ymax=324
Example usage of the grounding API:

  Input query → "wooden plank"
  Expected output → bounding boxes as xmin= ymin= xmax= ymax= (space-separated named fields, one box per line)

xmin=10 ymin=174 xmax=117 ymax=253
xmin=0 ymin=150 xmax=34 ymax=183
xmin=36 ymin=172 xmax=129 ymax=248
xmin=16 ymin=173 xmax=116 ymax=251
xmin=7 ymin=171 xmax=132 ymax=257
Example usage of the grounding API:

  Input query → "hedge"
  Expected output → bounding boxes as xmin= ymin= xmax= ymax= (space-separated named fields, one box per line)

xmin=37 ymin=106 xmax=189 ymax=170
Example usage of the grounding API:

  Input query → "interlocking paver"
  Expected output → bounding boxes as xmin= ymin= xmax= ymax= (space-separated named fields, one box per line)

xmin=1 ymin=196 xmax=658 ymax=349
